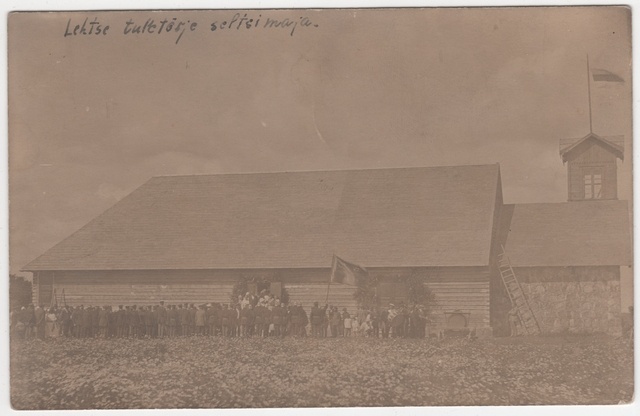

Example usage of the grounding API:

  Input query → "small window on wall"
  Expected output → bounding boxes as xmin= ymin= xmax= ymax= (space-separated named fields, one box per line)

xmin=583 ymin=169 xmax=603 ymax=199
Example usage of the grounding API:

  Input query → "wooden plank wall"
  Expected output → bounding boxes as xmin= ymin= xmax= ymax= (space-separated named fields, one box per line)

xmin=286 ymin=283 xmax=358 ymax=315
xmin=37 ymin=266 xmax=491 ymax=329
xmin=426 ymin=281 xmax=490 ymax=328
xmin=39 ymin=270 xmax=237 ymax=307
xmin=334 ymin=267 xmax=490 ymax=328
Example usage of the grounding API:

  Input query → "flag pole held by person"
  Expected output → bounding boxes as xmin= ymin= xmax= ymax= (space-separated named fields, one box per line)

xmin=326 ymin=254 xmax=368 ymax=304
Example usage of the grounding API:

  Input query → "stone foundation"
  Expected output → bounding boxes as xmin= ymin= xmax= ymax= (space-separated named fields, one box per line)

xmin=515 ymin=267 xmax=622 ymax=336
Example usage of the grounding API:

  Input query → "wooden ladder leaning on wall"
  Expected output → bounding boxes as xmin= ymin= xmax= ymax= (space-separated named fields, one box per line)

xmin=498 ymin=245 xmax=541 ymax=335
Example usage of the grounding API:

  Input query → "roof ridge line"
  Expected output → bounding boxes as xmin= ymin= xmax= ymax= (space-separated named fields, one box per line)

xmin=149 ymin=162 xmax=501 ymax=179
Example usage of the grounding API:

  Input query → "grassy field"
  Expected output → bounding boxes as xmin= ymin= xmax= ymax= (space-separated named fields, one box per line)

xmin=10 ymin=334 xmax=634 ymax=409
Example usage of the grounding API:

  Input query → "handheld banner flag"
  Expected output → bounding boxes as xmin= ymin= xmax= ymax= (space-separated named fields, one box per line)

xmin=330 ymin=255 xmax=368 ymax=286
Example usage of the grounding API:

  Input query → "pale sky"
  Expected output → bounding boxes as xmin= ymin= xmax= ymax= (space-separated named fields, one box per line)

xmin=9 ymin=7 xmax=632 ymax=285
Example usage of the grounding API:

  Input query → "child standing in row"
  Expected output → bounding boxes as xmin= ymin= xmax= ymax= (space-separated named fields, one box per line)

xmin=343 ymin=313 xmax=352 ymax=337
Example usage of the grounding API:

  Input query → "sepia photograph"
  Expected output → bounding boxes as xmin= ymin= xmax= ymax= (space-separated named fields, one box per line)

xmin=6 ymin=4 xmax=635 ymax=411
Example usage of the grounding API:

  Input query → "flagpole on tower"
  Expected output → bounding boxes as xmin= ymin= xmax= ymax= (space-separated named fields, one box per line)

xmin=587 ymin=53 xmax=593 ymax=133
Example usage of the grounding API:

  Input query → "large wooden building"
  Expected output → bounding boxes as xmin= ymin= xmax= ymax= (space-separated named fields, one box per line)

xmin=24 ymin=136 xmax=632 ymax=336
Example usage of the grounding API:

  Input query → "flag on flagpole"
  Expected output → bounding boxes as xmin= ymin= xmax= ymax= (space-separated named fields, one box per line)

xmin=592 ymin=68 xmax=624 ymax=82
xmin=330 ymin=255 xmax=367 ymax=286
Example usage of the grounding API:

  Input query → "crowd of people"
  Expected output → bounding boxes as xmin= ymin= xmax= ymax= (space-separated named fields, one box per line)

xmin=10 ymin=292 xmax=433 ymax=341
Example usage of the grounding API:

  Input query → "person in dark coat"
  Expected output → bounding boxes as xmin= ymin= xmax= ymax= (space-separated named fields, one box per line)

xmin=139 ymin=305 xmax=147 ymax=338
xmin=82 ymin=306 xmax=92 ymax=338
xmin=124 ymin=305 xmax=131 ymax=338
xmin=71 ymin=306 xmax=81 ymax=338
xmin=24 ymin=304 xmax=35 ymax=340
xmin=232 ymin=304 xmax=241 ymax=337
xmin=137 ymin=306 xmax=145 ymax=338
xmin=330 ymin=307 xmax=341 ymax=338
xmin=379 ymin=307 xmax=389 ymax=338
xmin=34 ymin=304 xmax=46 ymax=340
xmin=133 ymin=305 xmax=144 ymax=338
xmin=177 ymin=304 xmax=186 ymax=337
xmin=321 ymin=305 xmax=329 ymax=337
xmin=300 ymin=304 xmax=309 ymax=337
xmin=253 ymin=302 xmax=265 ymax=337
xmin=195 ymin=305 xmax=206 ymax=336
xmin=77 ymin=306 xmax=85 ymax=338
xmin=114 ymin=305 xmax=124 ymax=338
xmin=98 ymin=306 xmax=108 ymax=338
xmin=310 ymin=302 xmax=324 ymax=337
xmin=221 ymin=304 xmax=231 ymax=337
xmin=136 ymin=306 xmax=145 ymax=338
xmin=156 ymin=302 xmax=167 ymax=338
xmin=207 ymin=304 xmax=218 ymax=336
xmin=239 ymin=304 xmax=251 ymax=337
xmin=91 ymin=305 xmax=100 ymax=338
xmin=132 ymin=305 xmax=142 ymax=338
xmin=58 ymin=306 xmax=68 ymax=338
xmin=14 ymin=307 xmax=28 ymax=339
xmin=143 ymin=306 xmax=152 ymax=338
xmin=106 ymin=306 xmax=116 ymax=338
xmin=168 ymin=305 xmax=178 ymax=338
xmin=247 ymin=304 xmax=256 ymax=336
xmin=150 ymin=305 xmax=158 ymax=338
xmin=289 ymin=303 xmax=300 ymax=337
xmin=271 ymin=303 xmax=284 ymax=337
xmin=188 ymin=304 xmax=197 ymax=336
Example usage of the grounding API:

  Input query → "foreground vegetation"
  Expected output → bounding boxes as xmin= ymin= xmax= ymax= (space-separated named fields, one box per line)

xmin=10 ymin=334 xmax=633 ymax=409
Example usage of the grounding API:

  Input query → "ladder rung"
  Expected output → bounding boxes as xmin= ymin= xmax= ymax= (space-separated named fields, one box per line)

xmin=500 ymin=248 xmax=540 ymax=334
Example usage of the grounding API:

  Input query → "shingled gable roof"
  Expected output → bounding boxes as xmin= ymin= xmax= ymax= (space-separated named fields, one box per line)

xmin=504 ymin=200 xmax=632 ymax=267
xmin=559 ymin=133 xmax=624 ymax=162
xmin=23 ymin=164 xmax=502 ymax=271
